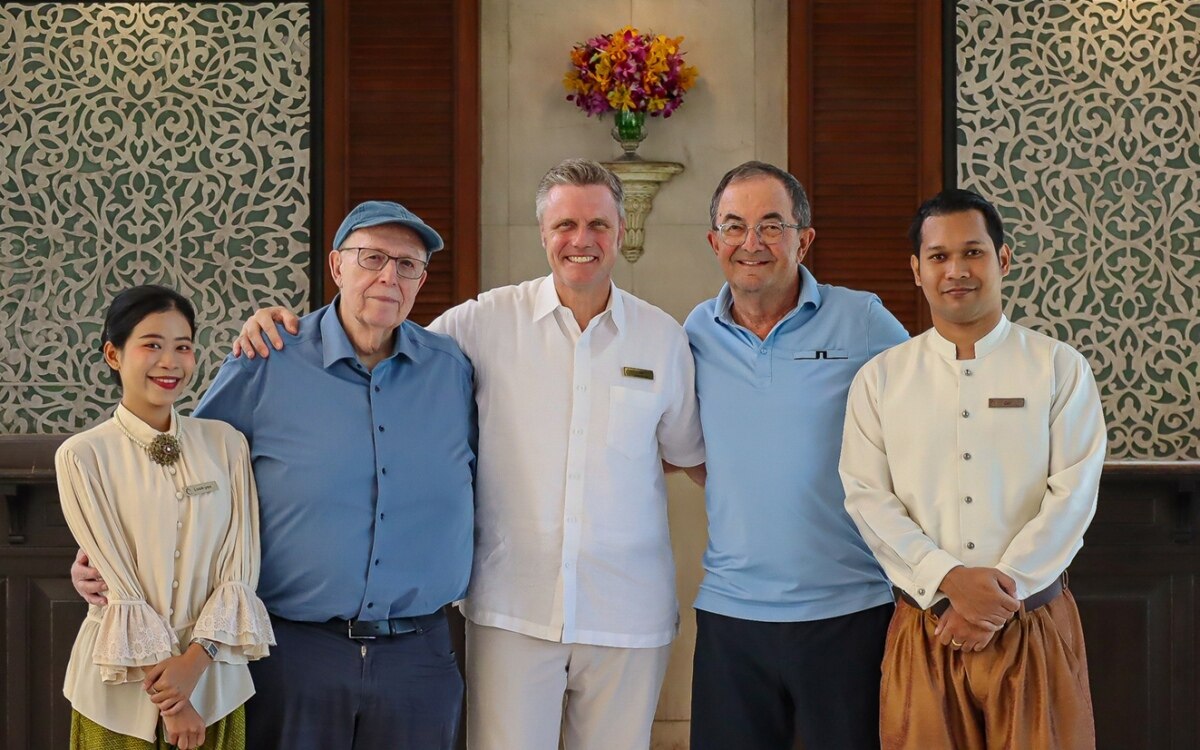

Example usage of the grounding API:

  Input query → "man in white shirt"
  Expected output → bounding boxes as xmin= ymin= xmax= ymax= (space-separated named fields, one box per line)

xmin=839 ymin=188 xmax=1106 ymax=749
xmin=229 ymin=159 xmax=705 ymax=750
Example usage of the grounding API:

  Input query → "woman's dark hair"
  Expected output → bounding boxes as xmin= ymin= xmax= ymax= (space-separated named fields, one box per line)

xmin=101 ymin=285 xmax=197 ymax=385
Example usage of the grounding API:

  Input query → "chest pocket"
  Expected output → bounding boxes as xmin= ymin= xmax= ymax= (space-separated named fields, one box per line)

xmin=607 ymin=386 xmax=662 ymax=460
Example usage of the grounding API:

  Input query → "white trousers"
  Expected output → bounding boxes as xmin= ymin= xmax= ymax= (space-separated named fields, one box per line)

xmin=465 ymin=621 xmax=672 ymax=750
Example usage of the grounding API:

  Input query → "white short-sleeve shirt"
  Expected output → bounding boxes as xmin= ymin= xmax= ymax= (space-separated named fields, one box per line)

xmin=430 ymin=276 xmax=704 ymax=648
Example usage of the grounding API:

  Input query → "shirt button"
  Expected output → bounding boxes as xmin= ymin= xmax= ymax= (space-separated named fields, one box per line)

xmin=965 ymin=496 xmax=973 ymax=504
xmin=172 ymin=580 xmax=179 ymax=589
xmin=379 ymin=513 xmax=385 ymax=520
xmin=176 ymin=521 xmax=183 ymax=529
xmin=366 ymin=602 xmax=374 ymax=609
xmin=169 ymin=467 xmax=177 ymax=475
xmin=374 ymin=386 xmax=381 ymax=393
xmin=567 ymin=516 xmax=577 ymax=523
xmin=378 ymin=425 xmax=385 ymax=432
xmin=573 ymin=429 xmax=583 ymax=436
xmin=381 ymin=467 xmax=388 ymax=475
xmin=962 ymin=452 xmax=972 ymax=460
xmin=760 ymin=347 xmax=767 ymax=354
xmin=174 ymin=550 xmax=181 ymax=559
xmin=175 ymin=491 xmax=183 ymax=500
xmin=917 ymin=588 xmax=926 ymax=596
xmin=967 ymin=542 xmax=976 ymax=550
xmin=961 ymin=410 xmax=969 ymax=418
xmin=168 ymin=608 xmax=174 ymax=615
xmin=374 ymin=559 xmax=380 ymax=566
xmin=576 ymin=384 xmax=587 ymax=392
xmin=964 ymin=368 xmax=973 ymax=376
xmin=564 ymin=562 xmax=572 ymax=570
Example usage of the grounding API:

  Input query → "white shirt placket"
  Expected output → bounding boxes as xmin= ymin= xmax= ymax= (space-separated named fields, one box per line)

xmin=560 ymin=317 xmax=595 ymax=640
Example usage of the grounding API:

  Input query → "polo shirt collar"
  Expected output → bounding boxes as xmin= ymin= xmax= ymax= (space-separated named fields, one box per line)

xmin=928 ymin=314 xmax=1011 ymax=361
xmin=714 ymin=264 xmax=822 ymax=328
xmin=532 ymin=275 xmax=624 ymax=332
xmin=320 ymin=295 xmax=423 ymax=369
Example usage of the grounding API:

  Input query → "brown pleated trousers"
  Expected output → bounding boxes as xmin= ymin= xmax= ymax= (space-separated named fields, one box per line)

xmin=880 ymin=589 xmax=1095 ymax=750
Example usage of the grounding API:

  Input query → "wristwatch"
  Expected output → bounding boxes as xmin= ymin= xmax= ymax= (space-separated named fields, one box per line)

xmin=190 ymin=637 xmax=218 ymax=661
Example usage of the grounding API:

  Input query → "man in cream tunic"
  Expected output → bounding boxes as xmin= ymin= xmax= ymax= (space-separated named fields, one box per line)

xmin=839 ymin=188 xmax=1106 ymax=749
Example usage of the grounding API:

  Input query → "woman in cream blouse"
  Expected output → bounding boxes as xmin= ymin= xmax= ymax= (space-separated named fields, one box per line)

xmin=56 ymin=285 xmax=274 ymax=749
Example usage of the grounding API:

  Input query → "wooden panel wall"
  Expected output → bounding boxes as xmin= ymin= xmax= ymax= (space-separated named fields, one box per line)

xmin=323 ymin=0 xmax=480 ymax=323
xmin=789 ymin=0 xmax=942 ymax=334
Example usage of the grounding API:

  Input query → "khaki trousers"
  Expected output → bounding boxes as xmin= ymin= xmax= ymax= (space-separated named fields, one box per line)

xmin=465 ymin=621 xmax=671 ymax=750
xmin=881 ymin=589 xmax=1095 ymax=750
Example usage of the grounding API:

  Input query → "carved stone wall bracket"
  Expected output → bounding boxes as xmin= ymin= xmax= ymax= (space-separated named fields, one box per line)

xmin=601 ymin=159 xmax=684 ymax=263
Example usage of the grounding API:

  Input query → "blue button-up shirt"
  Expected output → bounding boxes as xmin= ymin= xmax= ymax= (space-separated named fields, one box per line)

xmin=684 ymin=265 xmax=909 ymax=621
xmin=195 ymin=301 xmax=476 ymax=622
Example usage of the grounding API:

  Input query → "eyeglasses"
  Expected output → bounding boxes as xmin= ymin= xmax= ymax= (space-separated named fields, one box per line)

xmin=342 ymin=247 xmax=428 ymax=280
xmin=715 ymin=221 xmax=804 ymax=246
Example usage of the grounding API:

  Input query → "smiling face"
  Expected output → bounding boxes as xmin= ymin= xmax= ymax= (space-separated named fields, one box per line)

xmin=911 ymin=209 xmax=1012 ymax=332
xmin=708 ymin=175 xmax=815 ymax=301
xmin=539 ymin=183 xmax=624 ymax=298
xmin=330 ymin=223 xmax=428 ymax=336
xmin=103 ymin=309 xmax=195 ymax=427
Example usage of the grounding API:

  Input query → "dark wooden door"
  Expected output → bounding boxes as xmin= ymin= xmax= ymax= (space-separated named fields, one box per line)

xmin=1071 ymin=469 xmax=1200 ymax=750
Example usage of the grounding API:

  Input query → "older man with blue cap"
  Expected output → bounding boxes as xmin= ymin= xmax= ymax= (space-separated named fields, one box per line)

xmin=73 ymin=201 xmax=477 ymax=749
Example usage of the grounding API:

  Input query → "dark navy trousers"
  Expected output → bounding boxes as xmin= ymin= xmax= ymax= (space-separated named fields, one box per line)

xmin=690 ymin=603 xmax=893 ymax=750
xmin=246 ymin=613 xmax=463 ymax=750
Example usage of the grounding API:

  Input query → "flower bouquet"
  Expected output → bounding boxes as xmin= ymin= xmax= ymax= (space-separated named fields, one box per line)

xmin=563 ymin=26 xmax=698 ymax=156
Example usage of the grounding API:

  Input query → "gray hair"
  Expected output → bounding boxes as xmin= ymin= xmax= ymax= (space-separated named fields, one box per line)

xmin=709 ymin=161 xmax=811 ymax=229
xmin=534 ymin=158 xmax=626 ymax=223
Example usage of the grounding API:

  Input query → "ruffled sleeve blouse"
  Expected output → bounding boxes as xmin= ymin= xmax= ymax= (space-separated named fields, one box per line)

xmin=56 ymin=404 xmax=275 ymax=742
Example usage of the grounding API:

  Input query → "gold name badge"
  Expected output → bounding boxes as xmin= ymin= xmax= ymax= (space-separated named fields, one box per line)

xmin=622 ymin=367 xmax=654 ymax=381
xmin=988 ymin=398 xmax=1026 ymax=408
xmin=184 ymin=481 xmax=219 ymax=496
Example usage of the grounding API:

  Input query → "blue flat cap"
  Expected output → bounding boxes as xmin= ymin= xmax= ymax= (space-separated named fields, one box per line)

xmin=332 ymin=201 xmax=444 ymax=254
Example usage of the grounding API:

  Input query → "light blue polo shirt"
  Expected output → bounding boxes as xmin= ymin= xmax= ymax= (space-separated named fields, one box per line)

xmin=685 ymin=265 xmax=909 ymax=622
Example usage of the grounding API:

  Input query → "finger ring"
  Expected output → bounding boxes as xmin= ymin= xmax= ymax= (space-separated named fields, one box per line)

xmin=951 ymin=639 xmax=964 ymax=648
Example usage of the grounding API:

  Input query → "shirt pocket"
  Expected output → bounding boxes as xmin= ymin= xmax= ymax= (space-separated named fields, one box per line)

xmin=607 ymin=386 xmax=662 ymax=460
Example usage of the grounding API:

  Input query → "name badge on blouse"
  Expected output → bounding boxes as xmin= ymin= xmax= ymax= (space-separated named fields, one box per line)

xmin=185 ymin=481 xmax=218 ymax=497
xmin=988 ymin=398 xmax=1026 ymax=408
xmin=622 ymin=367 xmax=654 ymax=381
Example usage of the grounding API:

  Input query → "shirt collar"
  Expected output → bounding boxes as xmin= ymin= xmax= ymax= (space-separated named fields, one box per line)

xmin=928 ymin=314 xmax=1011 ymax=361
xmin=114 ymin=402 xmax=179 ymax=443
xmin=320 ymin=295 xmax=422 ymax=369
xmin=713 ymin=264 xmax=822 ymax=327
xmin=531 ymin=275 xmax=624 ymax=332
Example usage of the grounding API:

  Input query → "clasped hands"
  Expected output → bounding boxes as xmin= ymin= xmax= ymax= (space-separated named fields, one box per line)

xmin=932 ymin=566 xmax=1020 ymax=653
xmin=71 ymin=550 xmax=212 ymax=749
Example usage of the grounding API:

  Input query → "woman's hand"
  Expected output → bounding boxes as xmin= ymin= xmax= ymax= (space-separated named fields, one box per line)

xmin=162 ymin=701 xmax=206 ymax=750
xmin=144 ymin=644 xmax=211 ymax=715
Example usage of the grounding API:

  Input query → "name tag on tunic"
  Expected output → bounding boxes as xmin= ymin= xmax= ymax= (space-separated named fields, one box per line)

xmin=622 ymin=367 xmax=654 ymax=381
xmin=185 ymin=481 xmax=219 ymax=496
xmin=988 ymin=398 xmax=1026 ymax=408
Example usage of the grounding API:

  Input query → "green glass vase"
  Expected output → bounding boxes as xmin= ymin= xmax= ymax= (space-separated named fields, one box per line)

xmin=611 ymin=110 xmax=647 ymax=159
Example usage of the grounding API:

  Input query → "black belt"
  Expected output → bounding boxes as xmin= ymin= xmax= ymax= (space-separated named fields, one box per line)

xmin=318 ymin=612 xmax=443 ymax=639
xmin=894 ymin=574 xmax=1065 ymax=618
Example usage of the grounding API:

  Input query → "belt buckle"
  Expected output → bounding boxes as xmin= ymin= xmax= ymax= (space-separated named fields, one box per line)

xmin=346 ymin=620 xmax=376 ymax=640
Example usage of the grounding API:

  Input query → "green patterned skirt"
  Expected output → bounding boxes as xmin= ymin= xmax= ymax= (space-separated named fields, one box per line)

xmin=70 ymin=706 xmax=245 ymax=750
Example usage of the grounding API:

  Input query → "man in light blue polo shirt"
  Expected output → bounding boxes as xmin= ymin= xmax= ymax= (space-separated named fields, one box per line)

xmin=685 ymin=162 xmax=909 ymax=750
